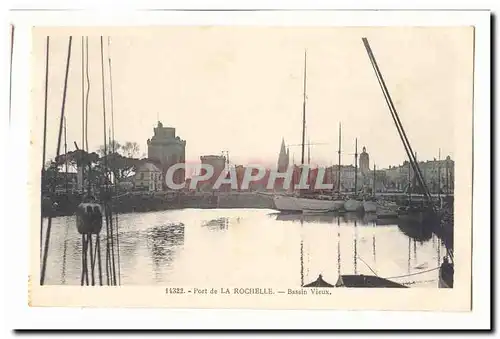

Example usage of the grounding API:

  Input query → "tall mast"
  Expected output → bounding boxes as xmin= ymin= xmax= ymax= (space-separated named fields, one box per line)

xmin=337 ymin=123 xmax=341 ymax=192
xmin=354 ymin=138 xmax=358 ymax=194
xmin=40 ymin=36 xmax=50 ymax=259
xmin=64 ymin=116 xmax=68 ymax=193
xmin=362 ymin=38 xmax=432 ymax=203
xmin=300 ymin=50 xmax=307 ymax=166
xmin=373 ymin=164 xmax=376 ymax=196
xmin=81 ymin=37 xmax=85 ymax=150
xmin=107 ymin=37 xmax=116 ymax=152
xmin=438 ymin=148 xmax=441 ymax=198
xmin=307 ymin=138 xmax=311 ymax=165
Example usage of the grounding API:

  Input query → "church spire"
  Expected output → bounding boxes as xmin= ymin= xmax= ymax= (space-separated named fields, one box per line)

xmin=278 ymin=137 xmax=289 ymax=171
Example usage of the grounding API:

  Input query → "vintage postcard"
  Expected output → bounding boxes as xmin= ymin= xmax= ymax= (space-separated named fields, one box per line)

xmin=26 ymin=16 xmax=476 ymax=312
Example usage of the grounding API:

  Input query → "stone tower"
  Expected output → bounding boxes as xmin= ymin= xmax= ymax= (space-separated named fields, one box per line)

xmin=147 ymin=121 xmax=186 ymax=186
xmin=359 ymin=146 xmax=370 ymax=175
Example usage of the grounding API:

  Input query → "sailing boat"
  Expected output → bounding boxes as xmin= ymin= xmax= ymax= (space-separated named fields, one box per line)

xmin=272 ymin=51 xmax=340 ymax=213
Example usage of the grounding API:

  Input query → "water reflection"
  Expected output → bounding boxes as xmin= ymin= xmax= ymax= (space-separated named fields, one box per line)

xmin=145 ymin=223 xmax=185 ymax=283
xmin=274 ymin=210 xmax=448 ymax=288
xmin=45 ymin=208 xmax=448 ymax=287
xmin=202 ymin=217 xmax=230 ymax=231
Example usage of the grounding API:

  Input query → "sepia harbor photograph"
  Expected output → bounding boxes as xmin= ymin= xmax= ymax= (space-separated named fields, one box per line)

xmin=28 ymin=22 xmax=475 ymax=310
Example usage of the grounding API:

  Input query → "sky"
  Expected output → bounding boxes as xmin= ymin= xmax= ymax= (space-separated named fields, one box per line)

xmin=31 ymin=26 xmax=473 ymax=170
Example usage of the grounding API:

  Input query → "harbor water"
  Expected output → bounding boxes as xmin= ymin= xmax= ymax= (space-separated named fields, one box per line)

xmin=42 ymin=208 xmax=448 ymax=287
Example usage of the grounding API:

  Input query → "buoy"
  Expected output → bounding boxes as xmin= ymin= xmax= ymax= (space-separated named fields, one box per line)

xmin=76 ymin=203 xmax=103 ymax=234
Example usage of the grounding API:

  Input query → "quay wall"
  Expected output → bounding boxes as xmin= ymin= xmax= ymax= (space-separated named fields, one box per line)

xmin=41 ymin=191 xmax=275 ymax=217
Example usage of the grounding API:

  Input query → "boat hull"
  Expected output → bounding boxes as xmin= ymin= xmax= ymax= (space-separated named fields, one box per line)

xmin=297 ymin=198 xmax=338 ymax=211
xmin=344 ymin=199 xmax=363 ymax=212
xmin=273 ymin=195 xmax=343 ymax=213
xmin=273 ymin=195 xmax=301 ymax=212
xmin=363 ymin=200 xmax=377 ymax=213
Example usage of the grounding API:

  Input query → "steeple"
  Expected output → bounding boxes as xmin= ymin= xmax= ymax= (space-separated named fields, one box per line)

xmin=278 ymin=138 xmax=289 ymax=171
xmin=280 ymin=137 xmax=286 ymax=154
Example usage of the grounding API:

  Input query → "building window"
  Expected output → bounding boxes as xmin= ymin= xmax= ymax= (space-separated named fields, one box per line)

xmin=140 ymin=173 xmax=144 ymax=180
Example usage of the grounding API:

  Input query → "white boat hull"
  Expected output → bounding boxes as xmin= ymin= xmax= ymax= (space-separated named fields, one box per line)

xmin=332 ymin=200 xmax=345 ymax=211
xmin=344 ymin=199 xmax=363 ymax=212
xmin=273 ymin=195 xmax=301 ymax=212
xmin=363 ymin=200 xmax=377 ymax=213
xmin=302 ymin=209 xmax=330 ymax=214
xmin=273 ymin=195 xmax=342 ymax=213
xmin=297 ymin=198 xmax=338 ymax=211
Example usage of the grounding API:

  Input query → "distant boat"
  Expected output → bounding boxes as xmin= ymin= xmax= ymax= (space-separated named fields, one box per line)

xmin=335 ymin=275 xmax=408 ymax=288
xmin=273 ymin=194 xmax=302 ymax=213
xmin=438 ymin=258 xmax=454 ymax=288
xmin=302 ymin=208 xmax=331 ymax=214
xmin=363 ymin=199 xmax=377 ymax=213
xmin=344 ymin=198 xmax=363 ymax=212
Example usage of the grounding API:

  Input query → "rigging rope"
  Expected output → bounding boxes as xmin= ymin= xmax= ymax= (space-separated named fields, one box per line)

xmin=40 ymin=36 xmax=73 ymax=286
xmin=385 ymin=267 xmax=440 ymax=280
xmin=40 ymin=36 xmax=50 ymax=261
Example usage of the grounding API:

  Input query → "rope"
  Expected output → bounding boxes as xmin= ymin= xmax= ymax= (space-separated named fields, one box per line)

xmin=85 ymin=36 xmax=90 ymax=153
xmin=385 ymin=267 xmax=440 ymax=280
xmin=40 ymin=36 xmax=49 ymax=261
xmin=357 ymin=255 xmax=378 ymax=277
xmin=40 ymin=36 xmax=73 ymax=286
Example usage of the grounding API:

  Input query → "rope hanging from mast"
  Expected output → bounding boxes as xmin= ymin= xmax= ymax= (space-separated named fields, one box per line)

xmin=40 ymin=36 xmax=73 ymax=286
xmin=361 ymin=38 xmax=433 ymax=204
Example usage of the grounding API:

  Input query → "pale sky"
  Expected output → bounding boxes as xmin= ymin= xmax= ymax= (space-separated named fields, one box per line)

xmin=31 ymin=26 xmax=473 ymax=169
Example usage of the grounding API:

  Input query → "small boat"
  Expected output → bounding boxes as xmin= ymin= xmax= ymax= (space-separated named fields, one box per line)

xmin=335 ymin=275 xmax=407 ymax=288
xmin=273 ymin=194 xmax=302 ymax=213
xmin=363 ymin=199 xmax=377 ymax=213
xmin=438 ymin=257 xmax=454 ymax=288
xmin=344 ymin=198 xmax=363 ymax=212
xmin=302 ymin=208 xmax=330 ymax=214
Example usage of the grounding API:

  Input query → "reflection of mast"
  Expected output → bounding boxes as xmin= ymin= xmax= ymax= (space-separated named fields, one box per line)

xmin=337 ymin=216 xmax=341 ymax=277
xmin=300 ymin=219 xmax=304 ymax=287
xmin=413 ymin=238 xmax=417 ymax=265
xmin=300 ymin=241 xmax=304 ymax=287
xmin=372 ymin=223 xmax=376 ymax=264
xmin=407 ymin=237 xmax=411 ymax=274
xmin=353 ymin=219 xmax=358 ymax=275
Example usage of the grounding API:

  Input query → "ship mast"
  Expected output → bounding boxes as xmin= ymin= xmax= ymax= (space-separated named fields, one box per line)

xmin=337 ymin=123 xmax=342 ymax=192
xmin=300 ymin=50 xmax=307 ymax=166
xmin=354 ymin=138 xmax=358 ymax=195
xmin=361 ymin=37 xmax=432 ymax=204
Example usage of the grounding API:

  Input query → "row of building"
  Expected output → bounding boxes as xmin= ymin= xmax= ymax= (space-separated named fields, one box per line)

xmin=127 ymin=121 xmax=454 ymax=194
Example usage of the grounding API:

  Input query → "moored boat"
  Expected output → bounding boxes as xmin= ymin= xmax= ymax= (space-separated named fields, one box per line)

xmin=438 ymin=257 xmax=454 ymax=288
xmin=335 ymin=275 xmax=407 ymax=288
xmin=273 ymin=194 xmax=302 ymax=213
xmin=363 ymin=199 xmax=377 ymax=213
xmin=344 ymin=198 xmax=363 ymax=212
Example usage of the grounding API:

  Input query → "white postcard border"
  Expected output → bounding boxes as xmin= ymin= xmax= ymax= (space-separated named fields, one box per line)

xmin=4 ymin=8 xmax=491 ymax=330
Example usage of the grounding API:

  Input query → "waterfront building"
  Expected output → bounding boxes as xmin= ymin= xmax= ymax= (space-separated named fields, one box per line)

xmin=327 ymin=165 xmax=363 ymax=192
xmin=200 ymin=155 xmax=226 ymax=191
xmin=382 ymin=156 xmax=455 ymax=194
xmin=147 ymin=121 xmax=186 ymax=186
xmin=133 ymin=161 xmax=163 ymax=192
